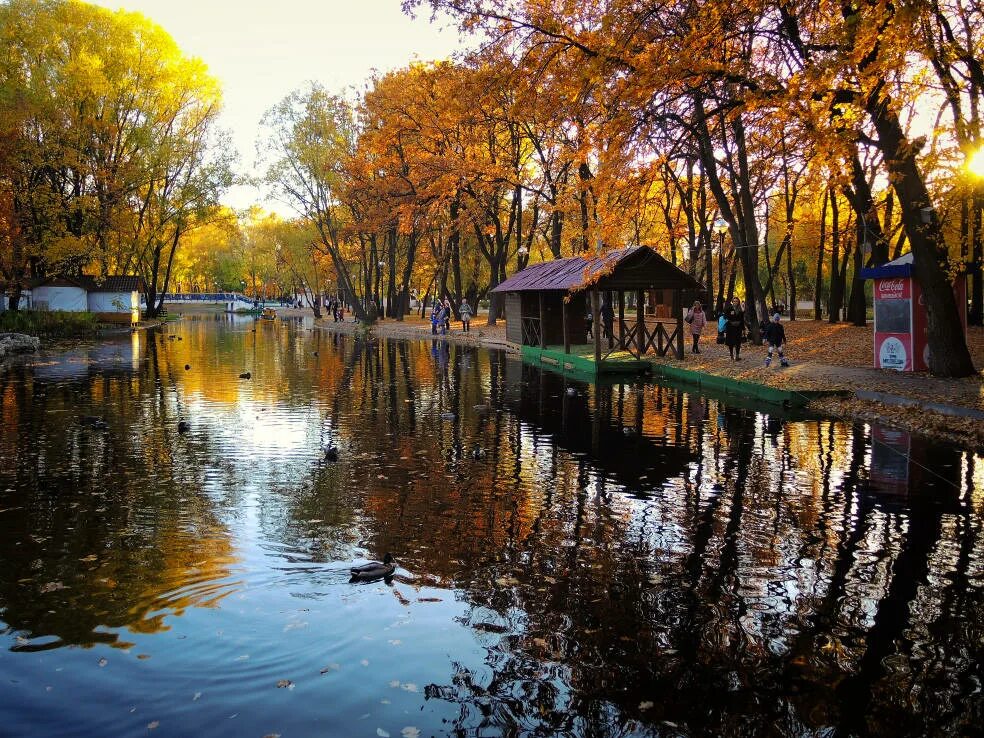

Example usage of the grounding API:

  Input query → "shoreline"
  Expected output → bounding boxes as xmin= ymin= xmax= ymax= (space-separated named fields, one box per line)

xmin=318 ymin=316 xmax=984 ymax=450
xmin=313 ymin=315 xmax=518 ymax=353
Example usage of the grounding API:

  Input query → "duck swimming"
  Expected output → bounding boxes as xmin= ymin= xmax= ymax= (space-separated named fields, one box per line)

xmin=349 ymin=553 xmax=395 ymax=582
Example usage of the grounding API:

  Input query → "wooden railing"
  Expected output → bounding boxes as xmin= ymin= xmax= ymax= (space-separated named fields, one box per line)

xmin=605 ymin=318 xmax=683 ymax=359
xmin=521 ymin=316 xmax=542 ymax=347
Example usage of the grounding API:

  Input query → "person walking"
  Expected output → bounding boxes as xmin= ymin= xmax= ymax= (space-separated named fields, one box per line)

xmin=686 ymin=300 xmax=707 ymax=353
xmin=723 ymin=297 xmax=746 ymax=361
xmin=443 ymin=299 xmax=452 ymax=334
xmin=762 ymin=313 xmax=789 ymax=367
xmin=430 ymin=299 xmax=441 ymax=335
xmin=586 ymin=306 xmax=594 ymax=340
xmin=459 ymin=299 xmax=473 ymax=332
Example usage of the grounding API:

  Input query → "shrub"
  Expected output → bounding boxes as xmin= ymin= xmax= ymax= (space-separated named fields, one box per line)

xmin=0 ymin=310 xmax=100 ymax=338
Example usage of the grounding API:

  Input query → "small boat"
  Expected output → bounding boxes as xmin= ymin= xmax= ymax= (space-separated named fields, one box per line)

xmin=260 ymin=307 xmax=277 ymax=321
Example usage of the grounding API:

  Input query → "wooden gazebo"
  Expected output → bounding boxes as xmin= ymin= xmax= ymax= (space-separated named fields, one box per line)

xmin=494 ymin=246 xmax=703 ymax=375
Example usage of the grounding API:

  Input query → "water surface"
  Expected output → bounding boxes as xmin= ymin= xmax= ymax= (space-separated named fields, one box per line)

xmin=1 ymin=314 xmax=982 ymax=737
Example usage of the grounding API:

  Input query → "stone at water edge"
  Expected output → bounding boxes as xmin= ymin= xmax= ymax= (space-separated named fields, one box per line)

xmin=0 ymin=333 xmax=41 ymax=361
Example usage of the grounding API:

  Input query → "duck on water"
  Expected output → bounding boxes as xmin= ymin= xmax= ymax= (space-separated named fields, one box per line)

xmin=350 ymin=553 xmax=395 ymax=582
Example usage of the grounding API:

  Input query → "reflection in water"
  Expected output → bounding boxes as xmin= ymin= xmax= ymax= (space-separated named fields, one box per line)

xmin=0 ymin=314 xmax=981 ymax=737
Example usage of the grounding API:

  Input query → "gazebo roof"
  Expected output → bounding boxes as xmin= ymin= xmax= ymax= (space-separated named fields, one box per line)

xmin=492 ymin=246 xmax=703 ymax=293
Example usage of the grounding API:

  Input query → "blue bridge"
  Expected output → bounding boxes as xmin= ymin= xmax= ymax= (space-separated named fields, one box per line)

xmin=162 ymin=293 xmax=264 ymax=312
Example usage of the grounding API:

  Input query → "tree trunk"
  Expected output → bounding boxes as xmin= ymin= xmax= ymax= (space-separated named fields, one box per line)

xmin=971 ymin=189 xmax=983 ymax=325
xmin=828 ymin=195 xmax=844 ymax=323
xmin=846 ymin=237 xmax=867 ymax=326
xmin=865 ymin=95 xmax=975 ymax=375
xmin=815 ymin=190 xmax=828 ymax=320
xmin=786 ymin=225 xmax=796 ymax=320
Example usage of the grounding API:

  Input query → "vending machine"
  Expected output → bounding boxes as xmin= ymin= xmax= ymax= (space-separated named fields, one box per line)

xmin=860 ymin=253 xmax=967 ymax=371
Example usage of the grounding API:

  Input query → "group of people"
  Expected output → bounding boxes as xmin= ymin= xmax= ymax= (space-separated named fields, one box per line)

xmin=585 ymin=300 xmax=617 ymax=348
xmin=685 ymin=297 xmax=789 ymax=367
xmin=325 ymin=296 xmax=345 ymax=322
xmin=430 ymin=298 xmax=473 ymax=335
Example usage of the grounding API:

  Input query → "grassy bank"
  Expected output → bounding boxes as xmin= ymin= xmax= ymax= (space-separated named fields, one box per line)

xmin=0 ymin=310 xmax=100 ymax=338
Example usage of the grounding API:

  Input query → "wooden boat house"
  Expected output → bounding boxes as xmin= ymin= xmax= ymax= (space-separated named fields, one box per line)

xmin=493 ymin=246 xmax=703 ymax=375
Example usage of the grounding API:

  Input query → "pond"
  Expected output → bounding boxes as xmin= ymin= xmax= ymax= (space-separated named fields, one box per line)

xmin=0 ymin=314 xmax=982 ymax=737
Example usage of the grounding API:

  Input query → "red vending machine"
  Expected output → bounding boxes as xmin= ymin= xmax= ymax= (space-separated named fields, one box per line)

xmin=861 ymin=253 xmax=967 ymax=371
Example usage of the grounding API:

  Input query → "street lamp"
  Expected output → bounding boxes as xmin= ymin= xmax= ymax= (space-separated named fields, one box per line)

xmin=712 ymin=219 xmax=728 ymax=311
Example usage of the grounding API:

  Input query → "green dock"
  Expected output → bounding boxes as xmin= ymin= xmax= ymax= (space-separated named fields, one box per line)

xmin=519 ymin=344 xmax=848 ymax=408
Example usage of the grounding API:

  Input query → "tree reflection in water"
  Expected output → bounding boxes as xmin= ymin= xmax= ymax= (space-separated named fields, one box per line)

xmin=0 ymin=322 xmax=981 ymax=737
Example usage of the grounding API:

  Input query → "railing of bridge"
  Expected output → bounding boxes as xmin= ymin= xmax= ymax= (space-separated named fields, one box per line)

xmin=163 ymin=293 xmax=258 ymax=303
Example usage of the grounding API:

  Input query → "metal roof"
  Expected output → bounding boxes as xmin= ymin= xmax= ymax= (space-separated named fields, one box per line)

xmin=31 ymin=275 xmax=145 ymax=293
xmin=90 ymin=276 xmax=144 ymax=293
xmin=492 ymin=246 xmax=702 ymax=293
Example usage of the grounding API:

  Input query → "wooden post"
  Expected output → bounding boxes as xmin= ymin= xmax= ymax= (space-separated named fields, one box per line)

xmin=592 ymin=288 xmax=601 ymax=366
xmin=538 ymin=291 xmax=546 ymax=348
xmin=674 ymin=289 xmax=684 ymax=358
xmin=636 ymin=290 xmax=645 ymax=354
xmin=617 ymin=290 xmax=625 ymax=350
xmin=562 ymin=293 xmax=570 ymax=354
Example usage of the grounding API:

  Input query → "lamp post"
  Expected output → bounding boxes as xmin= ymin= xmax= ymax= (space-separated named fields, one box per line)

xmin=713 ymin=218 xmax=728 ymax=313
xmin=967 ymin=147 xmax=984 ymax=325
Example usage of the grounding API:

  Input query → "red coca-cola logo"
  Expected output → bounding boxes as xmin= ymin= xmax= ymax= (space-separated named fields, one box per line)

xmin=878 ymin=278 xmax=907 ymax=298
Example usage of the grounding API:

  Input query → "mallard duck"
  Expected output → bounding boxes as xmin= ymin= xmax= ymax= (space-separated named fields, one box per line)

xmin=350 ymin=553 xmax=395 ymax=581
xmin=177 ymin=420 xmax=191 ymax=433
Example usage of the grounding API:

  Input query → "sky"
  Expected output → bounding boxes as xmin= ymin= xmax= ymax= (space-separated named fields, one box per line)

xmin=90 ymin=0 xmax=469 ymax=213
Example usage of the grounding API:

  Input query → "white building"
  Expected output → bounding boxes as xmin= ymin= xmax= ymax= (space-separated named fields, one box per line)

xmin=87 ymin=276 xmax=144 ymax=324
xmin=30 ymin=276 xmax=90 ymax=312
xmin=30 ymin=275 xmax=144 ymax=323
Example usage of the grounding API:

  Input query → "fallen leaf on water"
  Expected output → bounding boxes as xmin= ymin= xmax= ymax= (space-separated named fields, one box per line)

xmin=40 ymin=582 xmax=66 ymax=593
xmin=276 ymin=679 xmax=294 ymax=689
xmin=377 ymin=730 xmax=390 ymax=738
xmin=416 ymin=597 xmax=442 ymax=603
xmin=360 ymin=659 xmax=369 ymax=667
xmin=402 ymin=728 xmax=421 ymax=738
xmin=392 ymin=590 xmax=410 ymax=606
xmin=192 ymin=692 xmax=201 ymax=701
xmin=320 ymin=663 xmax=340 ymax=674
xmin=400 ymin=683 xmax=418 ymax=692
xmin=639 ymin=701 xmax=654 ymax=710
xmin=147 ymin=721 xmax=159 ymax=730
xmin=98 ymin=658 xmax=107 ymax=667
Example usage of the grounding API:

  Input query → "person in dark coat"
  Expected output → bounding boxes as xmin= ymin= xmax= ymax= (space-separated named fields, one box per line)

xmin=601 ymin=296 xmax=615 ymax=349
xmin=723 ymin=297 xmax=746 ymax=361
xmin=762 ymin=313 xmax=789 ymax=367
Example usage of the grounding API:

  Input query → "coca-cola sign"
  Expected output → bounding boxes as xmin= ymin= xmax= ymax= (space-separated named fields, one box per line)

xmin=876 ymin=277 xmax=909 ymax=300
